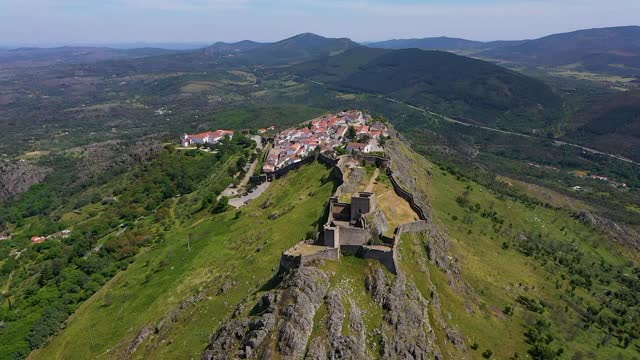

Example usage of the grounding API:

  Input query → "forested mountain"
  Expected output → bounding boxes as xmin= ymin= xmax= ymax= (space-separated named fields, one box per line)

xmin=291 ymin=47 xmax=562 ymax=130
xmin=566 ymin=90 xmax=640 ymax=161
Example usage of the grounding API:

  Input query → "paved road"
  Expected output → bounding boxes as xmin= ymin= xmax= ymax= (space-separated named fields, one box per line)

xmin=385 ymin=97 xmax=640 ymax=166
xmin=300 ymin=77 xmax=639 ymax=167
xmin=228 ymin=181 xmax=271 ymax=208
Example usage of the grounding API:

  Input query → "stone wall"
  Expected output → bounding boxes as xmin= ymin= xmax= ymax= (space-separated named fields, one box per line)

xmin=266 ymin=155 xmax=315 ymax=181
xmin=279 ymin=253 xmax=302 ymax=273
xmin=300 ymin=247 xmax=340 ymax=266
xmin=391 ymin=220 xmax=429 ymax=274
xmin=397 ymin=220 xmax=429 ymax=235
xmin=360 ymin=246 xmax=396 ymax=273
xmin=337 ymin=226 xmax=370 ymax=246
xmin=280 ymin=247 xmax=340 ymax=273
xmin=351 ymin=152 xmax=391 ymax=169
xmin=387 ymin=169 xmax=427 ymax=220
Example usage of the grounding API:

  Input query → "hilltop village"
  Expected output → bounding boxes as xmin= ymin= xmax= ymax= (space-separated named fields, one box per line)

xmin=175 ymin=110 xmax=426 ymax=273
xmin=262 ymin=110 xmax=388 ymax=174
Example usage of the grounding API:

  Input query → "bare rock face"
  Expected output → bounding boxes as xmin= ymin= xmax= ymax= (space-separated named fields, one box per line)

xmin=365 ymin=268 xmax=442 ymax=360
xmin=202 ymin=267 xmax=329 ymax=360
xmin=202 ymin=292 xmax=278 ymax=360
xmin=277 ymin=267 xmax=329 ymax=359
xmin=128 ymin=325 xmax=154 ymax=355
xmin=367 ymin=209 xmax=389 ymax=238
xmin=0 ymin=161 xmax=50 ymax=201
xmin=69 ymin=138 xmax=163 ymax=186
xmin=305 ymin=338 xmax=328 ymax=360
xmin=575 ymin=211 xmax=640 ymax=250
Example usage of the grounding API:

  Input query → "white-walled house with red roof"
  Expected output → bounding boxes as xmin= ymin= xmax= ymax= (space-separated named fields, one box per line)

xmin=182 ymin=130 xmax=235 ymax=147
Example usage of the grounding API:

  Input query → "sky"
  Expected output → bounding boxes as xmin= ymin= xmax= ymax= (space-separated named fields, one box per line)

xmin=1 ymin=0 xmax=639 ymax=46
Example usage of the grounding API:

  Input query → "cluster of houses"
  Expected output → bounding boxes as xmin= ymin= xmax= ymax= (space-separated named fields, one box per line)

xmin=262 ymin=111 xmax=387 ymax=173
xmin=181 ymin=129 xmax=235 ymax=147
xmin=30 ymin=229 xmax=72 ymax=245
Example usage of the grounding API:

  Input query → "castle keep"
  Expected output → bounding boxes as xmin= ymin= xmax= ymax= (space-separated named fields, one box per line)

xmin=280 ymin=151 xmax=429 ymax=274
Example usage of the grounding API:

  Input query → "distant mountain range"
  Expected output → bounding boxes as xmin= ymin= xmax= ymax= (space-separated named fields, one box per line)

xmin=0 ymin=46 xmax=181 ymax=67
xmin=366 ymin=37 xmax=527 ymax=51
xmin=368 ymin=26 xmax=640 ymax=77
xmin=480 ymin=26 xmax=640 ymax=76
xmin=3 ymin=26 xmax=639 ymax=76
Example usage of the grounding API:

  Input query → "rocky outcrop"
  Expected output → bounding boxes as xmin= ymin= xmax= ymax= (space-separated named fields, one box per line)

xmin=69 ymin=138 xmax=162 ymax=186
xmin=128 ymin=325 xmax=154 ymax=355
xmin=0 ymin=161 xmax=50 ymax=201
xmin=202 ymin=267 xmax=329 ymax=360
xmin=277 ymin=267 xmax=329 ymax=359
xmin=575 ymin=211 xmax=640 ymax=251
xmin=367 ymin=209 xmax=389 ymax=237
xmin=323 ymin=290 xmax=366 ymax=359
xmin=366 ymin=267 xmax=442 ymax=360
xmin=202 ymin=292 xmax=279 ymax=360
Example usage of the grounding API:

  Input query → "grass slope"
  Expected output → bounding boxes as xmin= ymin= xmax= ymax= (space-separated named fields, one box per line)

xmin=31 ymin=162 xmax=337 ymax=359
xmin=395 ymin=141 xmax=639 ymax=359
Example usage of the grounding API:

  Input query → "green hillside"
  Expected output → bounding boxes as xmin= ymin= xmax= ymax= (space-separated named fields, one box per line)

xmin=389 ymin=140 xmax=640 ymax=359
xmin=29 ymin=162 xmax=337 ymax=359
xmin=291 ymin=48 xmax=563 ymax=131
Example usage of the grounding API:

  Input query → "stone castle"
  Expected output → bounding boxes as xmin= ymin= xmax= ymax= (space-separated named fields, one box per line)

xmin=279 ymin=153 xmax=428 ymax=274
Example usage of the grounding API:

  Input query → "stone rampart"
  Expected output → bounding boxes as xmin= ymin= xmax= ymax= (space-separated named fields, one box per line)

xmin=279 ymin=245 xmax=340 ymax=273
xmin=387 ymin=169 xmax=427 ymax=220
xmin=300 ymin=247 xmax=340 ymax=266
xmin=337 ymin=226 xmax=370 ymax=246
xmin=267 ymin=155 xmax=315 ymax=180
xmin=391 ymin=220 xmax=429 ymax=274
xmin=361 ymin=246 xmax=395 ymax=273
xmin=351 ymin=152 xmax=391 ymax=169
xmin=397 ymin=220 xmax=429 ymax=235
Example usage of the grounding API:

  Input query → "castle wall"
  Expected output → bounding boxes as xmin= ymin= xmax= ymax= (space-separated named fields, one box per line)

xmin=323 ymin=226 xmax=338 ymax=247
xmin=300 ymin=247 xmax=340 ymax=266
xmin=387 ymin=169 xmax=427 ymax=220
xmin=337 ymin=226 xmax=369 ymax=246
xmin=279 ymin=247 xmax=340 ymax=273
xmin=279 ymin=253 xmax=302 ymax=273
xmin=397 ymin=220 xmax=429 ymax=235
xmin=350 ymin=193 xmax=376 ymax=223
xmin=361 ymin=246 xmax=396 ymax=274
xmin=267 ymin=155 xmax=315 ymax=181
xmin=351 ymin=152 xmax=391 ymax=169
xmin=391 ymin=220 xmax=429 ymax=274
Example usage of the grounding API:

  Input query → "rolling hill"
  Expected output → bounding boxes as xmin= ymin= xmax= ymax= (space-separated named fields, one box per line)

xmin=292 ymin=47 xmax=563 ymax=130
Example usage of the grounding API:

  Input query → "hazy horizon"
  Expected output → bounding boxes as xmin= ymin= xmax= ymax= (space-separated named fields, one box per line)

xmin=1 ymin=0 xmax=639 ymax=48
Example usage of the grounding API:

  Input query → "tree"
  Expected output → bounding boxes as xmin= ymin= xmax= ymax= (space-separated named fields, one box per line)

xmin=212 ymin=197 xmax=229 ymax=214
xmin=482 ymin=349 xmax=493 ymax=358
xmin=346 ymin=125 xmax=356 ymax=139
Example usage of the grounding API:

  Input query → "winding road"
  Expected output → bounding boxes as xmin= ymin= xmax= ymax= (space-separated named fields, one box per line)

xmin=301 ymin=77 xmax=639 ymax=167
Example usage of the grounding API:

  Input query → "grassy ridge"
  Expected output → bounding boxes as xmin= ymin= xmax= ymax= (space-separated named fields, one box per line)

xmin=31 ymin=162 xmax=337 ymax=359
